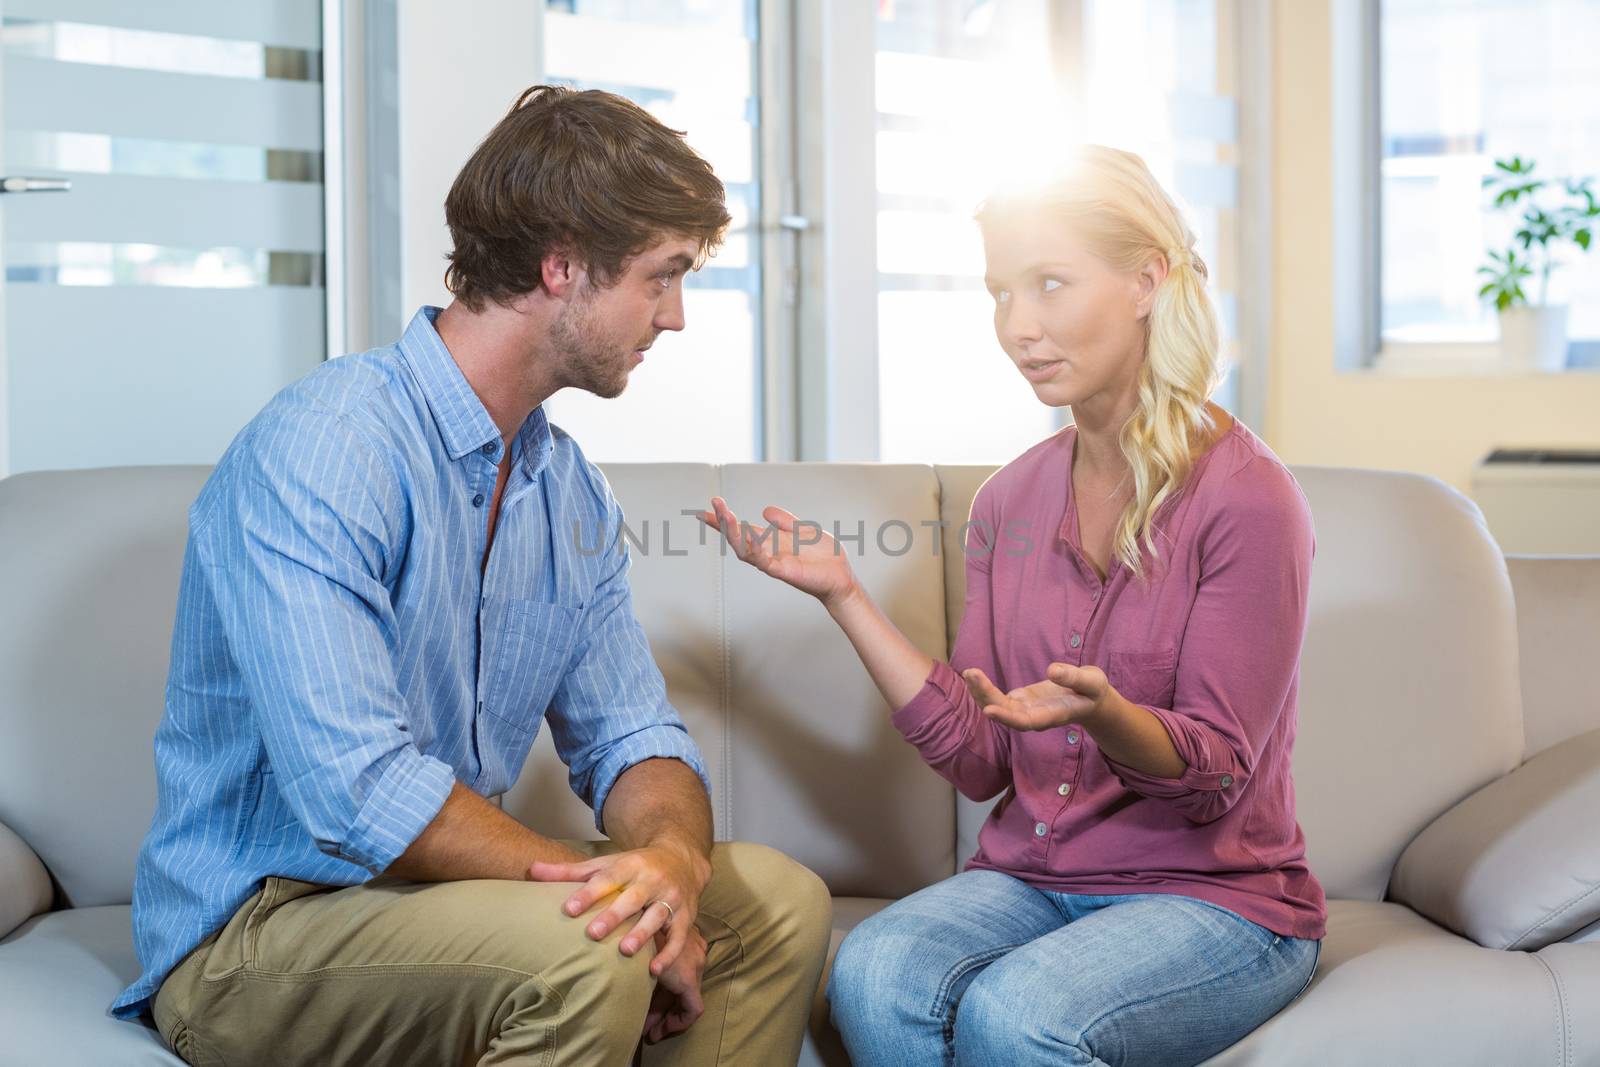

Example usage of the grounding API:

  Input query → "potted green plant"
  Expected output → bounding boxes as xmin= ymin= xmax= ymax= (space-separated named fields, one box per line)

xmin=1478 ymin=157 xmax=1599 ymax=371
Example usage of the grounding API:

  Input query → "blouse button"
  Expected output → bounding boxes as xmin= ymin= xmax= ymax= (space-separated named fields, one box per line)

xmin=1220 ymin=774 xmax=1235 ymax=788
xmin=1057 ymin=783 xmax=1071 ymax=797
xmin=1069 ymin=633 xmax=1082 ymax=648
xmin=1034 ymin=822 xmax=1048 ymax=837
xmin=1066 ymin=732 xmax=1079 ymax=745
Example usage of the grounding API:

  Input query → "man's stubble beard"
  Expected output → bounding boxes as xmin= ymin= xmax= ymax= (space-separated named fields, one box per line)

xmin=549 ymin=291 xmax=630 ymax=400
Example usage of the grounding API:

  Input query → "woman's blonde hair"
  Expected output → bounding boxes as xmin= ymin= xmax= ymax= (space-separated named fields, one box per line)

xmin=975 ymin=145 xmax=1227 ymax=581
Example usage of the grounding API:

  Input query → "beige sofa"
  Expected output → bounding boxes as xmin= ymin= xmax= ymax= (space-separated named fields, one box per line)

xmin=1 ymin=462 xmax=1597 ymax=1066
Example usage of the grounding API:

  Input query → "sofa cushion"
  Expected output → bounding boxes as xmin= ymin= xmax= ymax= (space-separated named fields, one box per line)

xmin=1536 ymin=940 xmax=1600 ymax=1062
xmin=504 ymin=463 xmax=959 ymax=899
xmin=800 ymin=896 xmax=1584 ymax=1067
xmin=1287 ymin=469 xmax=1524 ymax=902
xmin=715 ymin=463 xmax=956 ymax=898
xmin=0 ymin=467 xmax=211 ymax=909
xmin=1568 ymin=917 xmax=1600 ymax=945
xmin=500 ymin=464 xmax=728 ymax=843
xmin=0 ymin=905 xmax=182 ymax=1065
xmin=1197 ymin=899 xmax=1566 ymax=1065
xmin=1388 ymin=727 xmax=1600 ymax=951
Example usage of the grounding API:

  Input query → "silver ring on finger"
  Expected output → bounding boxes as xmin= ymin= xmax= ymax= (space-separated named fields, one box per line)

xmin=650 ymin=899 xmax=676 ymax=924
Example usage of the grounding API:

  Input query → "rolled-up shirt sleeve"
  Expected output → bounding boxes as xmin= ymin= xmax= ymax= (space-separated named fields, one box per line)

xmin=890 ymin=483 xmax=1014 ymax=802
xmin=196 ymin=409 xmax=455 ymax=874
xmin=1100 ymin=459 xmax=1316 ymax=825
xmin=544 ymin=475 xmax=710 ymax=831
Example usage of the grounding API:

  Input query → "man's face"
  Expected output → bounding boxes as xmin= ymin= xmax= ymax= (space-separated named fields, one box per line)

xmin=550 ymin=234 xmax=697 ymax=399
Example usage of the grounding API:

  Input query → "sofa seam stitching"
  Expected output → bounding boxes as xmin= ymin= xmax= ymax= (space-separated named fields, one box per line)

xmin=1510 ymin=880 xmax=1600 ymax=949
xmin=716 ymin=464 xmax=732 ymax=838
xmin=1529 ymin=952 xmax=1570 ymax=1067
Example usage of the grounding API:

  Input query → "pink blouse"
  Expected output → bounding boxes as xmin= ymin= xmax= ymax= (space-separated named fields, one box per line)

xmin=892 ymin=418 xmax=1327 ymax=940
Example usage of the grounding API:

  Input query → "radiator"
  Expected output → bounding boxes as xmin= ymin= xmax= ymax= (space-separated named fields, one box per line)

xmin=1472 ymin=449 xmax=1600 ymax=555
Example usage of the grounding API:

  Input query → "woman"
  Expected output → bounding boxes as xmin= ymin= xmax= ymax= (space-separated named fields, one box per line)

xmin=698 ymin=146 xmax=1325 ymax=1067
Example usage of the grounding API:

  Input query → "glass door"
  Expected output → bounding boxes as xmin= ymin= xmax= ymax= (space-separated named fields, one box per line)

xmin=0 ymin=0 xmax=328 ymax=475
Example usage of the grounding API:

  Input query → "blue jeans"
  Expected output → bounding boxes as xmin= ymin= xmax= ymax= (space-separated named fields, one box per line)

xmin=826 ymin=870 xmax=1320 ymax=1067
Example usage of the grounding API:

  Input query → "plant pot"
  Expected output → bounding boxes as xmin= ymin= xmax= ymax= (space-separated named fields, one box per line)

xmin=1498 ymin=305 xmax=1570 ymax=371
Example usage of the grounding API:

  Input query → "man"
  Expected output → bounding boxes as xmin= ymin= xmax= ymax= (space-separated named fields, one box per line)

xmin=109 ymin=85 xmax=832 ymax=1066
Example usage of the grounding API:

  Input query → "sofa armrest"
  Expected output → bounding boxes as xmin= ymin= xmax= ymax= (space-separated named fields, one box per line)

xmin=1388 ymin=727 xmax=1600 ymax=951
xmin=0 ymin=818 xmax=53 ymax=940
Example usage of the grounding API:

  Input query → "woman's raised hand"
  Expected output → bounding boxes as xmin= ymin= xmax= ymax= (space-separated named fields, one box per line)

xmin=695 ymin=496 xmax=859 ymax=607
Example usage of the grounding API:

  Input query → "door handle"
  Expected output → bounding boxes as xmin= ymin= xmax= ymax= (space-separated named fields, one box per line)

xmin=0 ymin=177 xmax=73 ymax=194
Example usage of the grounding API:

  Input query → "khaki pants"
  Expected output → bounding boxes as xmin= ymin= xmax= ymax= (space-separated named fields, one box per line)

xmin=152 ymin=841 xmax=832 ymax=1067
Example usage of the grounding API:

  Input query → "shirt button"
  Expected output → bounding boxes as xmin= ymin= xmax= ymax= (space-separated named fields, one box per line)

xmin=472 ymin=492 xmax=485 ymax=507
xmin=1070 ymin=633 xmax=1081 ymax=648
xmin=1066 ymin=731 xmax=1079 ymax=745
xmin=1034 ymin=822 xmax=1048 ymax=837
xmin=481 ymin=442 xmax=496 ymax=456
xmin=1057 ymin=783 xmax=1071 ymax=796
xmin=1220 ymin=774 xmax=1234 ymax=788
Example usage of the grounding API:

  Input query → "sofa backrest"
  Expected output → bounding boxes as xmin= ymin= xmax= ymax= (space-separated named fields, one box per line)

xmin=937 ymin=465 xmax=1526 ymax=903
xmin=0 ymin=466 xmax=211 ymax=908
xmin=0 ymin=461 xmax=1529 ymax=909
xmin=1505 ymin=555 xmax=1600 ymax=761
xmin=499 ymin=463 xmax=957 ymax=899
xmin=0 ymin=462 xmax=960 ymax=907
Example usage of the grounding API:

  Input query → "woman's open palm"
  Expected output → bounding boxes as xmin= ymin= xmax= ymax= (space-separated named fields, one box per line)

xmin=962 ymin=662 xmax=1109 ymax=731
xmin=695 ymin=496 xmax=857 ymax=605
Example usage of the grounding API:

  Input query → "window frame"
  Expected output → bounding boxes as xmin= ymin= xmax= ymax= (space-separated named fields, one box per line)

xmin=1349 ymin=0 xmax=1600 ymax=376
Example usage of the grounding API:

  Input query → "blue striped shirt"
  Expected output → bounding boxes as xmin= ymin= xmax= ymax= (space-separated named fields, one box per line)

xmin=111 ymin=305 xmax=710 ymax=1020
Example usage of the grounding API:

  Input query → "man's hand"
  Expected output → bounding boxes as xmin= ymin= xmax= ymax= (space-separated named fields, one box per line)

xmin=643 ymin=925 xmax=708 ymax=1043
xmin=526 ymin=842 xmax=711 ymax=975
xmin=962 ymin=662 xmax=1112 ymax=731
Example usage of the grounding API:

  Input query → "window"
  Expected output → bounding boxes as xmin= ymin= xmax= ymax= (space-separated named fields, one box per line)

xmin=537 ymin=0 xmax=765 ymax=463
xmin=873 ymin=0 xmax=1060 ymax=464
xmin=1378 ymin=0 xmax=1600 ymax=366
xmin=392 ymin=1 xmax=1260 ymax=466
xmin=873 ymin=0 xmax=1251 ymax=463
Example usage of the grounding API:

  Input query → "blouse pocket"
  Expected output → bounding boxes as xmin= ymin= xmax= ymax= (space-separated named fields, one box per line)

xmin=1104 ymin=648 xmax=1179 ymax=708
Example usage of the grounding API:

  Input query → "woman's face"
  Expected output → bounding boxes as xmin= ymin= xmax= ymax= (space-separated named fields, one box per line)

xmin=981 ymin=214 xmax=1157 ymax=409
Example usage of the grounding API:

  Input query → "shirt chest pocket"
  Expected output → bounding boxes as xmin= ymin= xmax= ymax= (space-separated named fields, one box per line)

xmin=1104 ymin=648 xmax=1179 ymax=709
xmin=482 ymin=598 xmax=583 ymax=733
xmin=475 ymin=598 xmax=584 ymax=794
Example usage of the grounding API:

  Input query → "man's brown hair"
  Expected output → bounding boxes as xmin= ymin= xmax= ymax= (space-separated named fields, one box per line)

xmin=444 ymin=84 xmax=731 ymax=311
